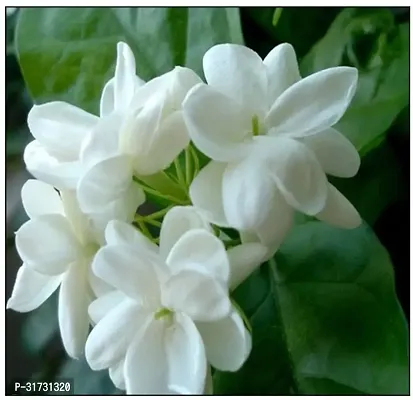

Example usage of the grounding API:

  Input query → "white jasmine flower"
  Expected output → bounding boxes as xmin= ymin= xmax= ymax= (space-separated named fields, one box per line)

xmin=7 ymin=179 xmax=109 ymax=358
xmin=77 ymin=64 xmax=201 ymax=218
xmin=85 ymin=207 xmax=252 ymax=394
xmin=183 ymin=43 xmax=361 ymax=254
xmin=89 ymin=290 xmax=214 ymax=394
xmin=24 ymin=42 xmax=143 ymax=193
xmin=162 ymin=206 xmax=268 ymax=289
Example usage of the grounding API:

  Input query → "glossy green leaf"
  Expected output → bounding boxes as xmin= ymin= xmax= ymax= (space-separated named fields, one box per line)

xmin=214 ymin=222 xmax=408 ymax=395
xmin=300 ymin=8 xmax=394 ymax=74
xmin=245 ymin=7 xmax=339 ymax=59
xmin=16 ymin=7 xmax=243 ymax=114
xmin=332 ymin=142 xmax=402 ymax=225
xmin=300 ymin=9 xmax=408 ymax=157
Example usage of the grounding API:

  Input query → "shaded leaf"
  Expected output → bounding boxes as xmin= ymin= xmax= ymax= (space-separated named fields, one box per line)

xmin=332 ymin=142 xmax=402 ymax=225
xmin=301 ymin=9 xmax=408 ymax=156
xmin=215 ymin=222 xmax=408 ymax=395
xmin=16 ymin=7 xmax=243 ymax=114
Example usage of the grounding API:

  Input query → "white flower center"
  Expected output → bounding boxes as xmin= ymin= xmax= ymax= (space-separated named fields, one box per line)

xmin=154 ymin=307 xmax=173 ymax=321
xmin=252 ymin=115 xmax=262 ymax=136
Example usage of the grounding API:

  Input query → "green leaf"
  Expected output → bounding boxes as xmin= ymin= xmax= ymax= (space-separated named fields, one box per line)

xmin=22 ymin=293 xmax=58 ymax=354
xmin=300 ymin=8 xmax=394 ymax=74
xmin=332 ymin=142 xmax=402 ymax=225
xmin=16 ymin=7 xmax=243 ymax=114
xmin=300 ymin=9 xmax=408 ymax=157
xmin=336 ymin=23 xmax=408 ymax=156
xmin=57 ymin=357 xmax=122 ymax=395
xmin=214 ymin=222 xmax=408 ymax=394
xmin=246 ymin=8 xmax=339 ymax=59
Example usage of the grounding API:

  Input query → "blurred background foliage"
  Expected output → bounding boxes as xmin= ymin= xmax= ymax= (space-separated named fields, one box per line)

xmin=6 ymin=7 xmax=409 ymax=395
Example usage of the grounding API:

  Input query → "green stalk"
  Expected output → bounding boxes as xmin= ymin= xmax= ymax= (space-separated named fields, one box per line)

xmin=133 ymin=176 xmax=189 ymax=205
xmin=185 ymin=146 xmax=193 ymax=186
xmin=272 ymin=7 xmax=283 ymax=26
xmin=136 ymin=220 xmax=153 ymax=239
xmin=143 ymin=206 xmax=173 ymax=221
xmin=189 ymin=145 xmax=200 ymax=178
xmin=135 ymin=171 xmax=187 ymax=202
xmin=174 ymin=158 xmax=187 ymax=189
xmin=142 ymin=219 xmax=161 ymax=228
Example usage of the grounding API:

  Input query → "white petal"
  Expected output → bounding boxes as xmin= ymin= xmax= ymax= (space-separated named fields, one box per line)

xmin=109 ymin=359 xmax=126 ymax=390
xmin=166 ymin=66 xmax=203 ymax=106
xmin=92 ymin=245 xmax=161 ymax=306
xmin=79 ymin=113 xmax=122 ymax=169
xmin=21 ymin=179 xmax=64 ymax=219
xmin=128 ymin=72 xmax=171 ymax=111
xmin=227 ymin=243 xmax=268 ymax=290
xmin=59 ymin=190 xmax=92 ymax=243
xmin=88 ymin=269 xmax=114 ymax=298
xmin=189 ymin=161 xmax=230 ymax=227
xmin=264 ymin=43 xmax=301 ymax=106
xmin=96 ymin=182 xmax=145 ymax=224
xmin=124 ymin=317 xmax=170 ymax=394
xmin=99 ymin=78 xmax=115 ymax=117
xmin=301 ymin=128 xmax=361 ymax=178
xmin=183 ymin=84 xmax=252 ymax=162
xmin=58 ymin=261 xmax=91 ymax=358
xmin=85 ymin=185 xmax=145 ymax=245
xmin=85 ymin=299 xmax=144 ymax=370
xmin=166 ymin=313 xmax=207 ymax=394
xmin=162 ymin=270 xmax=231 ymax=322
xmin=266 ymin=67 xmax=358 ymax=137
xmin=105 ymin=220 xmax=158 ymax=253
xmin=88 ymin=290 xmax=127 ymax=324
xmin=119 ymin=93 xmax=165 ymax=156
xmin=316 ymin=183 xmax=361 ymax=229
xmin=24 ymin=140 xmax=82 ymax=190
xmin=77 ymin=154 xmax=134 ymax=214
xmin=15 ymin=214 xmax=81 ymax=272
xmin=203 ymin=43 xmax=267 ymax=118
xmin=159 ymin=206 xmax=212 ymax=260
xmin=133 ymin=111 xmax=190 ymax=176
xmin=27 ymin=102 xmax=98 ymax=160
xmin=222 ymin=157 xmax=277 ymax=230
xmin=114 ymin=42 xmax=144 ymax=111
xmin=240 ymin=185 xmax=294 ymax=258
xmin=197 ymin=308 xmax=251 ymax=371
xmin=7 ymin=265 xmax=62 ymax=312
xmin=166 ymin=229 xmax=230 ymax=283
xmin=131 ymin=66 xmax=200 ymax=113
xmin=261 ymin=136 xmax=328 ymax=215
xmin=101 ymin=73 xmax=144 ymax=118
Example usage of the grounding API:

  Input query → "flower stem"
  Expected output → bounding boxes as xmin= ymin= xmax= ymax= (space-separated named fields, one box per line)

xmin=135 ymin=171 xmax=187 ymax=202
xmin=133 ymin=175 xmax=189 ymax=205
xmin=142 ymin=219 xmax=161 ymax=228
xmin=161 ymin=170 xmax=179 ymax=186
xmin=136 ymin=220 xmax=153 ymax=239
xmin=174 ymin=158 xmax=187 ymax=190
xmin=189 ymin=144 xmax=200 ymax=178
xmin=272 ymin=7 xmax=283 ymax=26
xmin=142 ymin=206 xmax=173 ymax=221
xmin=185 ymin=146 xmax=193 ymax=186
